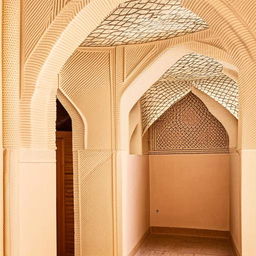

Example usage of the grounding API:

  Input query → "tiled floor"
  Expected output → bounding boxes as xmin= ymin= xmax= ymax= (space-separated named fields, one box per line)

xmin=135 ymin=234 xmax=234 ymax=256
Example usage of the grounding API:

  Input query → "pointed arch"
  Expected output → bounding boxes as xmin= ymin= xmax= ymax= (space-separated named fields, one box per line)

xmin=120 ymin=45 xmax=238 ymax=151
xmin=56 ymin=89 xmax=87 ymax=255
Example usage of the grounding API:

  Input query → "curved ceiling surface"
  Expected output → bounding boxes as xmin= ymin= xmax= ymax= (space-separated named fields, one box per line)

xmin=81 ymin=0 xmax=208 ymax=47
xmin=141 ymin=53 xmax=238 ymax=133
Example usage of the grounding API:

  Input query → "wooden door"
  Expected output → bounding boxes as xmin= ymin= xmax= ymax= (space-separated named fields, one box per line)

xmin=56 ymin=131 xmax=74 ymax=256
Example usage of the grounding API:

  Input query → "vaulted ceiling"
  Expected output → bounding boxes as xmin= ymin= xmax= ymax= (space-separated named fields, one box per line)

xmin=141 ymin=53 xmax=238 ymax=133
xmin=76 ymin=0 xmax=238 ymax=133
xmin=81 ymin=0 xmax=208 ymax=47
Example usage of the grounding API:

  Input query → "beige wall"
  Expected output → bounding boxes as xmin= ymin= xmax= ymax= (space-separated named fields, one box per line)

xmin=150 ymin=154 xmax=230 ymax=231
xmin=18 ymin=150 xmax=56 ymax=256
xmin=241 ymin=150 xmax=256 ymax=256
xmin=129 ymin=102 xmax=143 ymax=155
xmin=230 ymin=151 xmax=241 ymax=254
xmin=122 ymin=154 xmax=149 ymax=255
xmin=60 ymin=49 xmax=115 ymax=255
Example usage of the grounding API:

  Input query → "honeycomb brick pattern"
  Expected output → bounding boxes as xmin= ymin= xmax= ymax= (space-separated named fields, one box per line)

xmin=194 ymin=75 xmax=238 ymax=117
xmin=141 ymin=53 xmax=238 ymax=133
xmin=149 ymin=92 xmax=229 ymax=154
xmin=141 ymin=80 xmax=191 ymax=133
xmin=81 ymin=0 xmax=208 ymax=47
xmin=165 ymin=53 xmax=223 ymax=80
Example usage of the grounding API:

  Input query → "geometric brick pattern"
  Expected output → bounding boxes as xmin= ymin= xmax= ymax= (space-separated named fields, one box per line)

xmin=141 ymin=80 xmax=191 ymax=133
xmin=149 ymin=92 xmax=229 ymax=154
xmin=81 ymin=0 xmax=208 ymax=47
xmin=167 ymin=54 xmax=238 ymax=117
xmin=166 ymin=53 xmax=223 ymax=80
xmin=141 ymin=53 xmax=238 ymax=133
xmin=195 ymin=75 xmax=238 ymax=117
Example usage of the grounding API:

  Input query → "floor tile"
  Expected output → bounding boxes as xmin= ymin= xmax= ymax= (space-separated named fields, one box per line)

xmin=135 ymin=234 xmax=234 ymax=256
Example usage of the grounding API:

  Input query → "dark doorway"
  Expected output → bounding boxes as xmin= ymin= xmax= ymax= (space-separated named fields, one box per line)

xmin=56 ymin=99 xmax=74 ymax=256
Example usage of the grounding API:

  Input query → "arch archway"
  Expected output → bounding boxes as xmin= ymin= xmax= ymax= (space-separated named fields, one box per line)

xmin=120 ymin=45 xmax=238 ymax=151
xmin=57 ymin=89 xmax=86 ymax=256
xmin=17 ymin=0 xmax=256 ymax=255
xmin=119 ymin=44 xmax=239 ymax=255
xmin=22 ymin=0 xmax=126 ymax=149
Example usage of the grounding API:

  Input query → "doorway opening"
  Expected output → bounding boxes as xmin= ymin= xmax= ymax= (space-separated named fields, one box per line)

xmin=56 ymin=99 xmax=74 ymax=256
xmin=122 ymin=91 xmax=237 ymax=255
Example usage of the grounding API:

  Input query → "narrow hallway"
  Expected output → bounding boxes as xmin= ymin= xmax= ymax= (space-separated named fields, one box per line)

xmin=136 ymin=234 xmax=234 ymax=256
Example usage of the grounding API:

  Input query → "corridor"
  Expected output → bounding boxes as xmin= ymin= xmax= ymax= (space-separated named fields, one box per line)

xmin=4 ymin=0 xmax=256 ymax=254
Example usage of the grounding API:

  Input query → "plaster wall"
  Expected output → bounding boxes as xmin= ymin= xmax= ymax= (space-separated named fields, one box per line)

xmin=78 ymin=150 xmax=114 ymax=256
xmin=18 ymin=150 xmax=56 ymax=256
xmin=0 ymin=2 xmax=3 ymax=253
xmin=241 ymin=150 xmax=256 ymax=256
xmin=150 ymin=154 xmax=230 ymax=231
xmin=122 ymin=153 xmax=149 ymax=256
xmin=129 ymin=102 xmax=143 ymax=155
xmin=230 ymin=151 xmax=241 ymax=254
xmin=0 ymin=150 xmax=3 ymax=256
